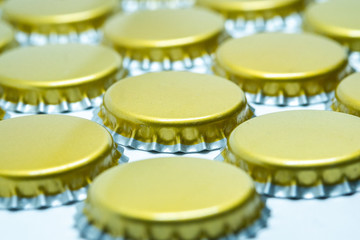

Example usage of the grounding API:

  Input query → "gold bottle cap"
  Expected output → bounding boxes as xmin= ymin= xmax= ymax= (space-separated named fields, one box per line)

xmin=225 ymin=110 xmax=360 ymax=198
xmin=77 ymin=157 xmax=266 ymax=240
xmin=198 ymin=0 xmax=302 ymax=11
xmin=104 ymin=8 xmax=224 ymax=72
xmin=304 ymin=0 xmax=360 ymax=52
xmin=0 ymin=20 xmax=14 ymax=53
xmin=119 ymin=0 xmax=195 ymax=12
xmin=332 ymin=73 xmax=360 ymax=117
xmin=0 ymin=115 xmax=125 ymax=210
xmin=0 ymin=44 xmax=125 ymax=113
xmin=214 ymin=33 xmax=348 ymax=106
xmin=96 ymin=71 xmax=253 ymax=153
xmin=3 ymin=0 xmax=117 ymax=45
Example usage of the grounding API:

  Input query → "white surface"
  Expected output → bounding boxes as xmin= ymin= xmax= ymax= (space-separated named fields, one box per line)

xmin=258 ymin=194 xmax=360 ymax=240
xmin=2 ymin=103 xmax=359 ymax=240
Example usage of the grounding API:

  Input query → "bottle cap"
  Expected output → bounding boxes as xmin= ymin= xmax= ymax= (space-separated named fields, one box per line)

xmin=75 ymin=157 xmax=268 ymax=240
xmin=303 ymin=0 xmax=360 ymax=72
xmin=225 ymin=110 xmax=360 ymax=199
xmin=0 ymin=44 xmax=125 ymax=113
xmin=3 ymin=0 xmax=117 ymax=45
xmin=104 ymin=8 xmax=225 ymax=75
xmin=0 ymin=115 xmax=126 ymax=210
xmin=94 ymin=71 xmax=253 ymax=153
xmin=214 ymin=33 xmax=348 ymax=106
xmin=0 ymin=20 xmax=14 ymax=53
xmin=304 ymin=0 xmax=360 ymax=52
xmin=332 ymin=73 xmax=360 ymax=117
xmin=119 ymin=0 xmax=195 ymax=12
xmin=197 ymin=0 xmax=304 ymax=37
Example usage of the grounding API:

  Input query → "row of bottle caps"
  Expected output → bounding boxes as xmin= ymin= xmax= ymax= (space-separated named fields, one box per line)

xmin=0 ymin=0 xmax=359 ymax=112
xmin=0 ymin=0 xmax=360 ymax=240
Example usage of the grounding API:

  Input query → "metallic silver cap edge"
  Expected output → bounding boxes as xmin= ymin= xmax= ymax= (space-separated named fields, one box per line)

xmin=0 ymin=186 xmax=89 ymax=210
xmin=15 ymin=29 xmax=103 ymax=46
xmin=245 ymin=91 xmax=335 ymax=106
xmin=92 ymin=108 xmax=230 ymax=153
xmin=225 ymin=12 xmax=302 ymax=38
xmin=119 ymin=0 xmax=195 ymax=12
xmin=255 ymin=179 xmax=360 ymax=199
xmin=349 ymin=51 xmax=360 ymax=72
xmin=74 ymin=203 xmax=270 ymax=240
xmin=123 ymin=53 xmax=214 ymax=76
xmin=0 ymin=95 xmax=103 ymax=114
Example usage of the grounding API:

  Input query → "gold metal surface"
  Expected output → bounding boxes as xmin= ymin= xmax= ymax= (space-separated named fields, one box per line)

xmin=332 ymin=73 xmax=360 ymax=117
xmin=84 ymin=157 xmax=263 ymax=239
xmin=304 ymin=0 xmax=360 ymax=51
xmin=0 ymin=20 xmax=13 ymax=53
xmin=214 ymin=33 xmax=347 ymax=98
xmin=99 ymin=71 xmax=252 ymax=146
xmin=225 ymin=110 xmax=360 ymax=187
xmin=0 ymin=107 xmax=4 ymax=120
xmin=104 ymin=8 xmax=224 ymax=61
xmin=0 ymin=115 xmax=121 ymax=198
xmin=0 ymin=44 xmax=123 ymax=106
xmin=3 ymin=0 xmax=116 ymax=24
xmin=3 ymin=0 xmax=116 ymax=35
xmin=197 ymin=0 xmax=303 ymax=20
